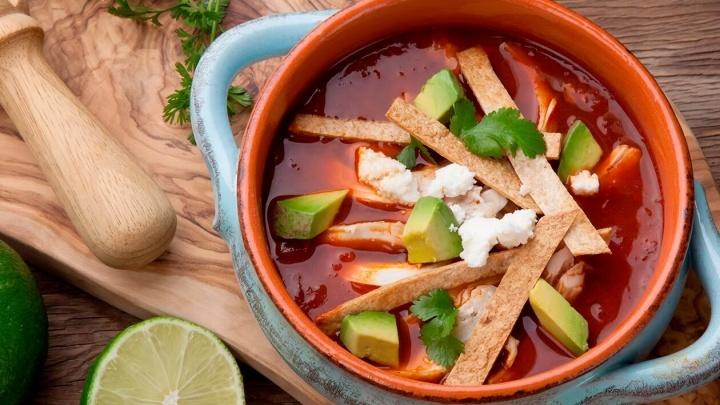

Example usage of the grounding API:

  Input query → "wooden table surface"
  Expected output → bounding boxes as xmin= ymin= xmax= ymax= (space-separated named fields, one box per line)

xmin=23 ymin=0 xmax=720 ymax=403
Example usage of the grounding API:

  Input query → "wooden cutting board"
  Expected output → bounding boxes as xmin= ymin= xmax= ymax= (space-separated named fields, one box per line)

xmin=0 ymin=1 xmax=717 ymax=404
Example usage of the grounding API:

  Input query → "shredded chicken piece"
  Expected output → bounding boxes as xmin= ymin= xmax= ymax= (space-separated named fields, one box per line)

xmin=323 ymin=221 xmax=405 ymax=252
xmin=556 ymin=262 xmax=585 ymax=303
xmin=543 ymin=246 xmax=574 ymax=285
xmin=502 ymin=336 xmax=519 ymax=370
xmin=453 ymin=285 xmax=497 ymax=343
xmin=389 ymin=360 xmax=447 ymax=382
xmin=341 ymin=262 xmax=426 ymax=286
xmin=352 ymin=186 xmax=406 ymax=208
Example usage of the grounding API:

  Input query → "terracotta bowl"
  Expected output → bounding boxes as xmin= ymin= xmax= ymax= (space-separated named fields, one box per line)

xmin=191 ymin=0 xmax=720 ymax=402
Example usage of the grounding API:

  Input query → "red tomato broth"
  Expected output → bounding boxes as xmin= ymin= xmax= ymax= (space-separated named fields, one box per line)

xmin=263 ymin=29 xmax=663 ymax=382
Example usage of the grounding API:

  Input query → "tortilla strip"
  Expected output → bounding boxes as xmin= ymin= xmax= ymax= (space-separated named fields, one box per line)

xmin=458 ymin=47 xmax=609 ymax=256
xmin=444 ymin=210 xmax=577 ymax=385
xmin=315 ymin=250 xmax=515 ymax=334
xmin=291 ymin=114 xmax=561 ymax=159
xmin=385 ymin=99 xmax=539 ymax=211
xmin=317 ymin=223 xmax=611 ymax=335
xmin=290 ymin=114 xmax=411 ymax=143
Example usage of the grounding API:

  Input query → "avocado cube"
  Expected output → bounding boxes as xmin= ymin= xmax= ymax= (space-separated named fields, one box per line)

xmin=529 ymin=279 xmax=589 ymax=356
xmin=413 ymin=69 xmax=465 ymax=123
xmin=272 ymin=189 xmax=348 ymax=239
xmin=402 ymin=197 xmax=462 ymax=264
xmin=340 ymin=311 xmax=399 ymax=367
xmin=557 ymin=120 xmax=603 ymax=182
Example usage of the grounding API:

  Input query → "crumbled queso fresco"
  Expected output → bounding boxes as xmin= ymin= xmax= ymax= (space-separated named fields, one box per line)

xmin=458 ymin=209 xmax=538 ymax=268
xmin=445 ymin=187 xmax=507 ymax=224
xmin=569 ymin=170 xmax=600 ymax=196
xmin=357 ymin=147 xmax=537 ymax=267
xmin=357 ymin=148 xmax=477 ymax=204
xmin=421 ymin=163 xmax=475 ymax=198
xmin=356 ymin=148 xmax=421 ymax=204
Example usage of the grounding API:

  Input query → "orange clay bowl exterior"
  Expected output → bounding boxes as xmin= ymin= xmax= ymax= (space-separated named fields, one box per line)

xmin=231 ymin=0 xmax=692 ymax=402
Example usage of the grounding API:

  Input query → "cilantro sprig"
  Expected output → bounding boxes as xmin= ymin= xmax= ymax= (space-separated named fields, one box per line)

xmin=449 ymin=98 xmax=477 ymax=136
xmin=457 ymin=106 xmax=546 ymax=159
xmin=109 ymin=0 xmax=253 ymax=144
xmin=410 ymin=289 xmax=464 ymax=368
xmin=397 ymin=137 xmax=437 ymax=169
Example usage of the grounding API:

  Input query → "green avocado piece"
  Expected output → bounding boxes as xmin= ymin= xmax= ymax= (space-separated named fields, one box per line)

xmin=413 ymin=69 xmax=464 ymax=123
xmin=557 ymin=120 xmax=603 ymax=182
xmin=273 ymin=189 xmax=348 ymax=239
xmin=402 ymin=196 xmax=462 ymax=264
xmin=340 ymin=311 xmax=399 ymax=367
xmin=529 ymin=279 xmax=589 ymax=356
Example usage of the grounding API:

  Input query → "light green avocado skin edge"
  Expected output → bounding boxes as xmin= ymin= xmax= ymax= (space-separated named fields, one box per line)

xmin=0 ymin=240 xmax=48 ymax=405
xmin=273 ymin=190 xmax=348 ymax=239
xmin=340 ymin=311 xmax=399 ymax=367
xmin=403 ymin=197 xmax=462 ymax=263
xmin=81 ymin=316 xmax=244 ymax=405
xmin=557 ymin=120 xmax=603 ymax=182
xmin=413 ymin=69 xmax=464 ymax=123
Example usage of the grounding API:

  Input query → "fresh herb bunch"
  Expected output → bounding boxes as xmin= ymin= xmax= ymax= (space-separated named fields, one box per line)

xmin=109 ymin=0 xmax=253 ymax=144
xmin=410 ymin=289 xmax=464 ymax=368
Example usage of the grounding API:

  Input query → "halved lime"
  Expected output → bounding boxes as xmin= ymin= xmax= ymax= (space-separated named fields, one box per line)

xmin=81 ymin=316 xmax=244 ymax=405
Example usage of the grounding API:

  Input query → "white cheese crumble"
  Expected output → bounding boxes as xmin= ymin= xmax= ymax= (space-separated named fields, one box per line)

xmin=569 ymin=170 xmax=599 ymax=196
xmin=496 ymin=209 xmax=538 ymax=248
xmin=454 ymin=285 xmax=496 ymax=343
xmin=421 ymin=163 xmax=476 ymax=199
xmin=357 ymin=147 xmax=420 ymax=204
xmin=458 ymin=209 xmax=537 ymax=267
xmin=448 ymin=203 xmax=467 ymax=224
xmin=449 ymin=223 xmax=459 ymax=233
xmin=445 ymin=187 xmax=507 ymax=224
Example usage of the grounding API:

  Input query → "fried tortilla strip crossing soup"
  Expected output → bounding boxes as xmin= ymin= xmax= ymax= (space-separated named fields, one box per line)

xmin=315 ymin=250 xmax=515 ymax=334
xmin=290 ymin=114 xmax=411 ymax=143
xmin=385 ymin=99 xmax=539 ymax=211
xmin=444 ymin=210 xmax=578 ymax=385
xmin=319 ymin=225 xmax=614 ymax=333
xmin=290 ymin=114 xmax=562 ymax=160
xmin=457 ymin=47 xmax=609 ymax=256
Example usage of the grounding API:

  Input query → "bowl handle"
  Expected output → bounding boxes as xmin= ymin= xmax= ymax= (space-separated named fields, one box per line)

xmin=561 ymin=181 xmax=720 ymax=402
xmin=190 ymin=10 xmax=335 ymax=241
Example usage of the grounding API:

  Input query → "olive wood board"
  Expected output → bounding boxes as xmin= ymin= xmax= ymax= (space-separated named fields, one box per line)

xmin=0 ymin=1 xmax=716 ymax=404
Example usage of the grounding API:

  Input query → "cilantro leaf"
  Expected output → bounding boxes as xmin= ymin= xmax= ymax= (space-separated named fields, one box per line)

xmin=109 ymin=0 xmax=252 ymax=145
xmin=423 ymin=334 xmax=465 ymax=368
xmin=396 ymin=137 xmax=436 ymax=169
xmin=396 ymin=142 xmax=418 ymax=169
xmin=422 ymin=314 xmax=457 ymax=338
xmin=410 ymin=289 xmax=456 ymax=322
xmin=460 ymin=108 xmax=546 ymax=158
xmin=449 ymin=98 xmax=477 ymax=136
xmin=410 ymin=289 xmax=464 ymax=367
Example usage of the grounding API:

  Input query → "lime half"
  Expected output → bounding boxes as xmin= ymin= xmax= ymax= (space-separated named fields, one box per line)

xmin=82 ymin=316 xmax=244 ymax=405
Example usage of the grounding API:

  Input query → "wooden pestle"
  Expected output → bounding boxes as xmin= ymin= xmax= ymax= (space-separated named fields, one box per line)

xmin=0 ymin=2 xmax=177 ymax=268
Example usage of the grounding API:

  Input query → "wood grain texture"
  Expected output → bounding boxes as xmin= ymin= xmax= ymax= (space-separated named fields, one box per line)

xmin=0 ymin=0 xmax=714 ymax=404
xmin=0 ymin=4 xmax=177 ymax=268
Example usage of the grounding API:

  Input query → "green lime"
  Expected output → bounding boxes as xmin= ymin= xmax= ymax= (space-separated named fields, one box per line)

xmin=82 ymin=316 xmax=244 ymax=404
xmin=0 ymin=240 xmax=48 ymax=405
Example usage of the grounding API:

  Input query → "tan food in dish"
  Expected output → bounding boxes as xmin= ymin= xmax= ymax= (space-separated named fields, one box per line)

xmin=385 ymin=98 xmax=539 ymax=211
xmin=290 ymin=114 xmax=561 ymax=160
xmin=444 ymin=210 xmax=577 ymax=385
xmin=457 ymin=47 xmax=609 ymax=256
